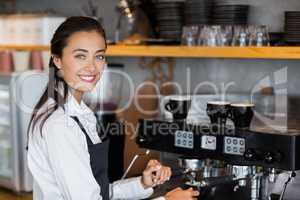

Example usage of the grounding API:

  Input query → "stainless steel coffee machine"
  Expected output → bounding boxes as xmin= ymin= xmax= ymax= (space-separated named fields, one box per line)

xmin=136 ymin=95 xmax=300 ymax=200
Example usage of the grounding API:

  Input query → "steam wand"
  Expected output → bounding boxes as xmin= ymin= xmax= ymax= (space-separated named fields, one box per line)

xmin=279 ymin=171 xmax=296 ymax=200
xmin=121 ymin=149 xmax=150 ymax=180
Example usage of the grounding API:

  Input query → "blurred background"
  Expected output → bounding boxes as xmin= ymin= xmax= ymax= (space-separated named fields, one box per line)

xmin=1 ymin=0 xmax=300 ymax=199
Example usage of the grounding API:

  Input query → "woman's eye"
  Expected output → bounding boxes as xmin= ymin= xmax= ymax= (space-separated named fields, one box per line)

xmin=96 ymin=55 xmax=105 ymax=61
xmin=75 ymin=54 xmax=86 ymax=60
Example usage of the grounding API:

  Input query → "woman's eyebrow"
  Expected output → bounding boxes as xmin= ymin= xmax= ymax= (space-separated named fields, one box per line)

xmin=95 ymin=49 xmax=106 ymax=53
xmin=72 ymin=49 xmax=106 ymax=53
xmin=72 ymin=49 xmax=88 ymax=53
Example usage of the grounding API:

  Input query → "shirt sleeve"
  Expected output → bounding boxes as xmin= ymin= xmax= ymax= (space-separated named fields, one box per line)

xmin=110 ymin=176 xmax=153 ymax=200
xmin=43 ymin=117 xmax=102 ymax=200
xmin=151 ymin=197 xmax=166 ymax=200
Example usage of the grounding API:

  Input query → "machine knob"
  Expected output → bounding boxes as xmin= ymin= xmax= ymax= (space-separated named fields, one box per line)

xmin=244 ymin=149 xmax=260 ymax=161
xmin=264 ymin=152 xmax=275 ymax=164
xmin=138 ymin=135 xmax=155 ymax=143
xmin=264 ymin=151 xmax=282 ymax=164
xmin=138 ymin=136 xmax=152 ymax=143
xmin=138 ymin=137 xmax=146 ymax=143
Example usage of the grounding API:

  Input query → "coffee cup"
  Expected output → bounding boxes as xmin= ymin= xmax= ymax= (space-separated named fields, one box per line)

xmin=229 ymin=103 xmax=255 ymax=129
xmin=165 ymin=95 xmax=191 ymax=120
xmin=206 ymin=101 xmax=231 ymax=126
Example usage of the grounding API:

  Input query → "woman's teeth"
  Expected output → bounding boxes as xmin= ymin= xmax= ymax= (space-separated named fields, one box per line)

xmin=79 ymin=75 xmax=96 ymax=82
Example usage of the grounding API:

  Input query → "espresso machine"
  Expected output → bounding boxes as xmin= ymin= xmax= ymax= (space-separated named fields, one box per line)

xmin=136 ymin=94 xmax=300 ymax=200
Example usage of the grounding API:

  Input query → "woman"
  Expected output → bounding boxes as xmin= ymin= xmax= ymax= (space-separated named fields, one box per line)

xmin=27 ymin=16 xmax=199 ymax=200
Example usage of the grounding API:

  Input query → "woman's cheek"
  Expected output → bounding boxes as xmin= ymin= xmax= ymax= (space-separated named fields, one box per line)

xmin=65 ymin=70 xmax=81 ymax=88
xmin=98 ymin=63 xmax=105 ymax=74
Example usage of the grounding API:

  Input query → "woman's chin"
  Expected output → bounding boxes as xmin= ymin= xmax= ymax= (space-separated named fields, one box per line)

xmin=80 ymin=87 xmax=95 ymax=93
xmin=72 ymin=84 xmax=96 ymax=93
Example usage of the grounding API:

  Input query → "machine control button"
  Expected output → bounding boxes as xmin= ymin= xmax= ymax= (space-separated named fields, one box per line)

xmin=201 ymin=135 xmax=217 ymax=150
xmin=223 ymin=137 xmax=245 ymax=156
xmin=233 ymin=147 xmax=238 ymax=153
xmin=240 ymin=140 xmax=244 ymax=146
xmin=226 ymin=138 xmax=231 ymax=144
xmin=174 ymin=131 xmax=193 ymax=149
xmin=233 ymin=139 xmax=238 ymax=145
xmin=226 ymin=146 xmax=232 ymax=152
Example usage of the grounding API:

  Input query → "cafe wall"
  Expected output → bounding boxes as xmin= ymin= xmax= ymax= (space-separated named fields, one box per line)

xmin=9 ymin=0 xmax=300 ymax=176
xmin=11 ymin=0 xmax=300 ymax=97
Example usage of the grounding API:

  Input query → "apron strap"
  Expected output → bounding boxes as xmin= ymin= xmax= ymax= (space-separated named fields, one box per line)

xmin=95 ymin=114 xmax=109 ymax=141
xmin=70 ymin=116 xmax=94 ymax=145
xmin=70 ymin=116 xmax=108 ymax=143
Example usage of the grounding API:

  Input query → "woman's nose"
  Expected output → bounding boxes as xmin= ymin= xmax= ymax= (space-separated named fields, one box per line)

xmin=85 ymin=58 xmax=97 ymax=71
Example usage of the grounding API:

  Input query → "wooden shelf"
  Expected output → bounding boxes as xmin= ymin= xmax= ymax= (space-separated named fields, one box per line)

xmin=107 ymin=45 xmax=300 ymax=60
xmin=1 ymin=45 xmax=300 ymax=60
xmin=0 ymin=45 xmax=49 ymax=51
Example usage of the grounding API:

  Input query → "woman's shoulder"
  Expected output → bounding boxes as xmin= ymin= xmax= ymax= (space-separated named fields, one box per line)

xmin=30 ymin=105 xmax=76 ymax=138
xmin=28 ymin=106 xmax=89 ymax=155
xmin=30 ymin=109 xmax=87 ymax=152
xmin=44 ymin=108 xmax=70 ymax=127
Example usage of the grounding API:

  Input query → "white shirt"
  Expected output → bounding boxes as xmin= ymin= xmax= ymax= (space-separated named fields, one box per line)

xmin=27 ymin=94 xmax=165 ymax=200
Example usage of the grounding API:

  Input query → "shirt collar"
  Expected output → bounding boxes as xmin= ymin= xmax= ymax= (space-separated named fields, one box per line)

xmin=64 ymin=92 xmax=94 ymax=118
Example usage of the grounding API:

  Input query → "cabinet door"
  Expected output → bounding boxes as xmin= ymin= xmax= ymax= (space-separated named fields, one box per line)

xmin=0 ymin=86 xmax=14 ymax=183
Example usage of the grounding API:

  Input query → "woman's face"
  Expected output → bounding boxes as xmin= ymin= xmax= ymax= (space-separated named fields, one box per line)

xmin=53 ymin=30 xmax=106 ymax=98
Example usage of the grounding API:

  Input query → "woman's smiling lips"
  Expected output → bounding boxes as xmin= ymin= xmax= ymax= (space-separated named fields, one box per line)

xmin=78 ymin=74 xmax=97 ymax=83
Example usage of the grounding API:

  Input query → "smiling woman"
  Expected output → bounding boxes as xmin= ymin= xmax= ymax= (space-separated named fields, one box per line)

xmin=52 ymin=30 xmax=107 ymax=102
xmin=25 ymin=16 xmax=196 ymax=200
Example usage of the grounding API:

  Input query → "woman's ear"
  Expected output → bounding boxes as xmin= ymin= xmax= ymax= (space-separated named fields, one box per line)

xmin=52 ymin=55 xmax=62 ymax=69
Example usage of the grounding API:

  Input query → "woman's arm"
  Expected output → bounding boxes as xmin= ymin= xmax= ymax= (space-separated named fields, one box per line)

xmin=110 ymin=176 xmax=153 ymax=199
xmin=43 ymin=116 xmax=102 ymax=200
xmin=110 ymin=159 xmax=171 ymax=199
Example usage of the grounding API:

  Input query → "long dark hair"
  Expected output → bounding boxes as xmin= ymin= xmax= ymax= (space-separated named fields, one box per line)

xmin=28 ymin=16 xmax=107 ymax=136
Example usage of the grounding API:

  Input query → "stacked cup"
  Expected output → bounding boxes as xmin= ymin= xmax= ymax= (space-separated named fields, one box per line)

xmin=206 ymin=101 xmax=255 ymax=129
xmin=164 ymin=95 xmax=192 ymax=121
xmin=0 ymin=51 xmax=14 ymax=74
xmin=0 ymin=50 xmax=47 ymax=74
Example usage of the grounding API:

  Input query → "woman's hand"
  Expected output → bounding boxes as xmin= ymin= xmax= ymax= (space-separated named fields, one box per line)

xmin=164 ymin=187 xmax=200 ymax=200
xmin=141 ymin=159 xmax=172 ymax=189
